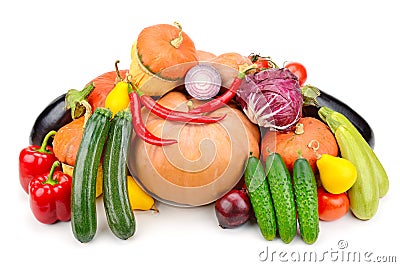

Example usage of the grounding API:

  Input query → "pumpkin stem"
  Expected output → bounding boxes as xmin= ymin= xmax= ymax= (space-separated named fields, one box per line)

xmin=170 ymin=21 xmax=183 ymax=48
xmin=294 ymin=123 xmax=305 ymax=135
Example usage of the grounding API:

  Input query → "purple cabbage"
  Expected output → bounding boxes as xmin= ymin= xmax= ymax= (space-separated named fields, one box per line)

xmin=236 ymin=68 xmax=303 ymax=130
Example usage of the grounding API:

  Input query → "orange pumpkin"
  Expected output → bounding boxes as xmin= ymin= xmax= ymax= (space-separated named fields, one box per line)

xmin=211 ymin=52 xmax=252 ymax=70
xmin=53 ymin=116 xmax=85 ymax=167
xmin=52 ymin=105 xmax=103 ymax=197
xmin=210 ymin=52 xmax=253 ymax=88
xmin=261 ymin=117 xmax=339 ymax=173
xmin=128 ymin=91 xmax=260 ymax=206
xmin=196 ymin=50 xmax=216 ymax=61
xmin=130 ymin=22 xmax=198 ymax=96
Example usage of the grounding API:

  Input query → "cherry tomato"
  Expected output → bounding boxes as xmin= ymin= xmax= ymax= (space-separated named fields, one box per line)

xmin=248 ymin=54 xmax=274 ymax=70
xmin=284 ymin=62 xmax=307 ymax=86
xmin=317 ymin=187 xmax=350 ymax=221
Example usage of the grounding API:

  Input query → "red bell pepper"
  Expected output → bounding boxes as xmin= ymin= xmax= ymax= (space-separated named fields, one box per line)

xmin=19 ymin=130 xmax=58 ymax=194
xmin=29 ymin=161 xmax=72 ymax=224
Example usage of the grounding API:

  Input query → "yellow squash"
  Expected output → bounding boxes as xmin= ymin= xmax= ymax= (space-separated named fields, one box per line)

xmin=317 ymin=154 xmax=357 ymax=194
xmin=127 ymin=176 xmax=157 ymax=211
xmin=105 ymin=81 xmax=130 ymax=116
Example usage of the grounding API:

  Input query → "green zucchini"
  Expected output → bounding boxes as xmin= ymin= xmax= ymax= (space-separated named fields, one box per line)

xmin=265 ymin=153 xmax=297 ymax=244
xmin=244 ymin=153 xmax=276 ymax=241
xmin=293 ymin=157 xmax=319 ymax=244
xmin=318 ymin=106 xmax=382 ymax=220
xmin=319 ymin=106 xmax=388 ymax=198
xmin=71 ymin=107 xmax=112 ymax=243
xmin=334 ymin=126 xmax=379 ymax=220
xmin=102 ymin=109 xmax=136 ymax=240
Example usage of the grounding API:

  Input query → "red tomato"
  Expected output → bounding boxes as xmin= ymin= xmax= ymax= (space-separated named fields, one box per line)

xmin=317 ymin=187 xmax=350 ymax=221
xmin=248 ymin=54 xmax=271 ymax=70
xmin=254 ymin=58 xmax=270 ymax=70
xmin=284 ymin=62 xmax=307 ymax=86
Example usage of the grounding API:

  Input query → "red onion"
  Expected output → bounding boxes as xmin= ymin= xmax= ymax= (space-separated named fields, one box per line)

xmin=184 ymin=64 xmax=222 ymax=100
xmin=215 ymin=189 xmax=251 ymax=229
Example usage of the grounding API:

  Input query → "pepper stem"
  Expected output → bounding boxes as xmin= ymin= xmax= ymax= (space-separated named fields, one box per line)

xmin=43 ymin=161 xmax=60 ymax=186
xmin=237 ymin=63 xmax=258 ymax=79
xmin=37 ymin=130 xmax=56 ymax=154
xmin=170 ymin=22 xmax=183 ymax=48
xmin=127 ymin=79 xmax=143 ymax=96
xmin=114 ymin=60 xmax=123 ymax=82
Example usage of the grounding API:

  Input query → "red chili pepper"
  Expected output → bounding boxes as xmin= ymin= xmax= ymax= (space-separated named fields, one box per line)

xmin=19 ymin=130 xmax=58 ymax=194
xmin=189 ymin=68 xmax=252 ymax=114
xmin=29 ymin=161 xmax=72 ymax=224
xmin=140 ymin=94 xmax=227 ymax=123
xmin=128 ymin=84 xmax=177 ymax=146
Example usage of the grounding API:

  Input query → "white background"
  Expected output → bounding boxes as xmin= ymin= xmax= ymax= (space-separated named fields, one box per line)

xmin=1 ymin=0 xmax=399 ymax=266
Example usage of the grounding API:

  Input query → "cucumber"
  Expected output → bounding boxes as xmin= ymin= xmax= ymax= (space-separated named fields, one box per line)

xmin=293 ymin=157 xmax=319 ymax=244
xmin=265 ymin=153 xmax=297 ymax=244
xmin=244 ymin=153 xmax=276 ymax=241
xmin=103 ymin=109 xmax=136 ymax=240
xmin=71 ymin=107 xmax=112 ymax=243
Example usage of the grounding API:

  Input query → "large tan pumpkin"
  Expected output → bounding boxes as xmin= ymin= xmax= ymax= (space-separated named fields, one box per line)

xmin=127 ymin=91 xmax=260 ymax=206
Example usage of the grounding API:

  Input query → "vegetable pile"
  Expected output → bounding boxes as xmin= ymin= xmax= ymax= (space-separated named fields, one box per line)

xmin=19 ymin=22 xmax=389 ymax=245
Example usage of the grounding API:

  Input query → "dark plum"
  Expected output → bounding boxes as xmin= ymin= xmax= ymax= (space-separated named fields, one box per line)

xmin=215 ymin=189 xmax=251 ymax=229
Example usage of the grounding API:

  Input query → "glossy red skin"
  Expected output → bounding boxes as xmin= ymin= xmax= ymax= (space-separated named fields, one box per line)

xmin=19 ymin=145 xmax=58 ymax=194
xmin=317 ymin=187 xmax=350 ymax=221
xmin=285 ymin=62 xmax=307 ymax=86
xmin=29 ymin=171 xmax=72 ymax=224
xmin=248 ymin=55 xmax=271 ymax=70
xmin=215 ymin=189 xmax=251 ymax=228
xmin=254 ymin=58 xmax=270 ymax=70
